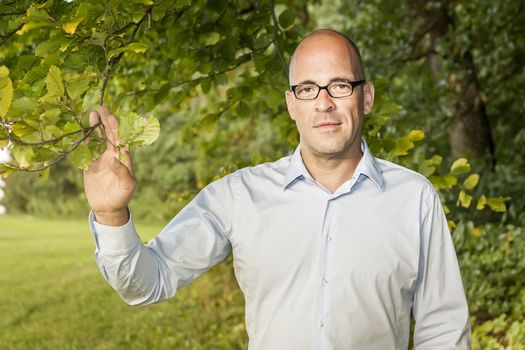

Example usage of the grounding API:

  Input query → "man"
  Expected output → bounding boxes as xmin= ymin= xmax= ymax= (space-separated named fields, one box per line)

xmin=84 ymin=29 xmax=471 ymax=349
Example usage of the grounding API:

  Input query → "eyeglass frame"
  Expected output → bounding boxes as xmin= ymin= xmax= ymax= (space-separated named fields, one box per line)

xmin=290 ymin=79 xmax=366 ymax=100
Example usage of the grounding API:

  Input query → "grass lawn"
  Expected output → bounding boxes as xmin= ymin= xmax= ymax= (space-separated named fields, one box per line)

xmin=0 ymin=215 xmax=246 ymax=350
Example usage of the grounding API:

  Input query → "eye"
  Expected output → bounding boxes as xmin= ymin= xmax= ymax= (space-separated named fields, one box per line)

xmin=296 ymin=84 xmax=317 ymax=96
xmin=331 ymin=83 xmax=351 ymax=91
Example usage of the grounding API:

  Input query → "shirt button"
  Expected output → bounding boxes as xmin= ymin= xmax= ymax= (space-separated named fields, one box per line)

xmin=319 ymin=320 xmax=324 ymax=328
xmin=322 ymin=277 xmax=328 ymax=284
xmin=326 ymin=235 xmax=332 ymax=241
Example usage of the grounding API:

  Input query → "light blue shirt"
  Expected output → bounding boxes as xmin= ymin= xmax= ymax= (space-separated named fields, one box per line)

xmin=90 ymin=139 xmax=471 ymax=350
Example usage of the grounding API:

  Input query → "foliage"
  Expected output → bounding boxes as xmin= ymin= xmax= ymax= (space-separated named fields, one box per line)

xmin=472 ymin=315 xmax=525 ymax=350
xmin=0 ymin=0 xmax=305 ymax=175
xmin=454 ymin=222 xmax=525 ymax=323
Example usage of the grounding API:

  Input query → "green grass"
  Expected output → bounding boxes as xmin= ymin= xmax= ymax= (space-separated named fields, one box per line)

xmin=0 ymin=215 xmax=246 ymax=350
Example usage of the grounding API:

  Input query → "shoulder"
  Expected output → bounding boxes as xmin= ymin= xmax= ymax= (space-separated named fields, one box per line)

xmin=208 ymin=154 xmax=293 ymax=191
xmin=376 ymin=157 xmax=434 ymax=191
xmin=374 ymin=157 xmax=438 ymax=210
xmin=227 ymin=154 xmax=292 ymax=183
xmin=373 ymin=157 xmax=442 ymax=222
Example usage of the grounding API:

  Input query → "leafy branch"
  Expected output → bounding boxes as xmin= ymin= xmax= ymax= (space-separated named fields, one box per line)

xmin=269 ymin=0 xmax=289 ymax=77
xmin=0 ymin=24 xmax=24 ymax=47
xmin=0 ymin=11 xmax=25 ymax=18
xmin=100 ymin=5 xmax=153 ymax=105
xmin=1 ymin=122 xmax=101 ymax=174
xmin=7 ymin=123 xmax=100 ymax=147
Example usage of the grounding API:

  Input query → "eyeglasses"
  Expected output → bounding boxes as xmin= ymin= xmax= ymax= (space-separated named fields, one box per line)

xmin=290 ymin=80 xmax=366 ymax=100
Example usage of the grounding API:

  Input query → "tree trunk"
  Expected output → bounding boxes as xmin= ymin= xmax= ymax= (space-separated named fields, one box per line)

xmin=406 ymin=0 xmax=496 ymax=165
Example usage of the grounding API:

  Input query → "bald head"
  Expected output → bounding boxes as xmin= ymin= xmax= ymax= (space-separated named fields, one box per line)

xmin=288 ymin=29 xmax=366 ymax=84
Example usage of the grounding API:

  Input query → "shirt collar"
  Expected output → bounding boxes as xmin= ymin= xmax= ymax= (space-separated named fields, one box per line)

xmin=282 ymin=138 xmax=384 ymax=191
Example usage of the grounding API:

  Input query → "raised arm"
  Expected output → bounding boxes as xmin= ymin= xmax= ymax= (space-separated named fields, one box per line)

xmin=84 ymin=106 xmax=233 ymax=305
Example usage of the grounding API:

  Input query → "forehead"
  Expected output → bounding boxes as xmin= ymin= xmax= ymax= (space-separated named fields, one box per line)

xmin=291 ymin=34 xmax=358 ymax=83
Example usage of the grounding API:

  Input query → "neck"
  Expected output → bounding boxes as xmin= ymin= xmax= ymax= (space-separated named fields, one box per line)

xmin=301 ymin=145 xmax=363 ymax=193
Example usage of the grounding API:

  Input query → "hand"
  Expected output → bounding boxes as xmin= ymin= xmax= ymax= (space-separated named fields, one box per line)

xmin=83 ymin=106 xmax=136 ymax=226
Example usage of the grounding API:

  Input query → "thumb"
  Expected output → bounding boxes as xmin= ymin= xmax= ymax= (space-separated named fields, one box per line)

xmin=110 ymin=157 xmax=132 ymax=179
xmin=110 ymin=157 xmax=136 ymax=191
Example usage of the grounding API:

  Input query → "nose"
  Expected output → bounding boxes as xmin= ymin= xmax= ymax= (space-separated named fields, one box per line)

xmin=314 ymin=88 xmax=336 ymax=112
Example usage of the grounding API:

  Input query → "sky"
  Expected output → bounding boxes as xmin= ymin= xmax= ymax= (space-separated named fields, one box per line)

xmin=0 ymin=148 xmax=10 ymax=163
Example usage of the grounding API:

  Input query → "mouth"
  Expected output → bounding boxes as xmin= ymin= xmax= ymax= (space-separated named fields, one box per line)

xmin=314 ymin=121 xmax=342 ymax=129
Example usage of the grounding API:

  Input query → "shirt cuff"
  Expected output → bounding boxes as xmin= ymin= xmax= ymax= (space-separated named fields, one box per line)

xmin=89 ymin=210 xmax=141 ymax=255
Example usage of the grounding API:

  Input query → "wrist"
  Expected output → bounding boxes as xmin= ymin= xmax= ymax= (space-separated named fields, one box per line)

xmin=93 ymin=208 xmax=130 ymax=227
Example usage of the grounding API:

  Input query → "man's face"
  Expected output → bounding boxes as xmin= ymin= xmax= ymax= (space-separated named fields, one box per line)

xmin=285 ymin=33 xmax=374 ymax=160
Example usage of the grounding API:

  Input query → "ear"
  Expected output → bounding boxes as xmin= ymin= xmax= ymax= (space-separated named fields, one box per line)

xmin=363 ymin=81 xmax=375 ymax=115
xmin=285 ymin=90 xmax=296 ymax=121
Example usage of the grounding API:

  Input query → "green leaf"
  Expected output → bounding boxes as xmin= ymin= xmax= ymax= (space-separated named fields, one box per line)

xmin=0 ymin=163 xmax=18 ymax=177
xmin=34 ymin=147 xmax=56 ymax=163
xmin=66 ymin=75 xmax=92 ymax=100
xmin=458 ymin=190 xmax=472 ymax=208
xmin=476 ymin=195 xmax=487 ymax=210
xmin=12 ymin=123 xmax=36 ymax=138
xmin=267 ymin=89 xmax=282 ymax=110
xmin=279 ymin=9 xmax=296 ymax=29
xmin=444 ymin=175 xmax=458 ymax=188
xmin=82 ymin=88 xmax=99 ymax=113
xmin=0 ymin=66 xmax=13 ymax=117
xmin=429 ymin=175 xmax=447 ymax=190
xmin=12 ymin=145 xmax=34 ymax=169
xmin=429 ymin=155 xmax=443 ymax=166
xmin=393 ymin=137 xmax=413 ymax=156
xmin=35 ymin=39 xmax=62 ymax=58
xmin=69 ymin=143 xmax=92 ymax=169
xmin=130 ymin=0 xmax=153 ymax=4
xmin=63 ymin=17 xmax=84 ymax=35
xmin=119 ymin=112 xmax=160 ymax=147
xmin=463 ymin=173 xmax=480 ymax=190
xmin=0 ymin=66 xmax=8 ymax=79
xmin=376 ymin=100 xmax=402 ymax=117
xmin=39 ymin=167 xmax=50 ymax=180
xmin=26 ymin=6 xmax=52 ymax=21
xmin=42 ymin=108 xmax=61 ymax=124
xmin=407 ymin=129 xmax=425 ymax=142
xmin=418 ymin=159 xmax=437 ymax=177
xmin=134 ymin=115 xmax=160 ymax=145
xmin=17 ymin=22 xmax=54 ymax=35
xmin=108 ymin=43 xmax=148 ymax=59
xmin=45 ymin=66 xmax=65 ymax=97
xmin=8 ymin=97 xmax=39 ymax=119
xmin=486 ymin=197 xmax=510 ymax=212
xmin=450 ymin=158 xmax=470 ymax=175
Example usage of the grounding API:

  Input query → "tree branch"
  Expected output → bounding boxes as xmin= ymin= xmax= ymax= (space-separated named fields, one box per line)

xmin=2 ymin=123 xmax=100 ymax=174
xmin=7 ymin=123 xmax=101 ymax=147
xmin=124 ymin=52 xmax=253 ymax=98
xmin=0 ymin=24 xmax=23 ymax=47
xmin=172 ymin=52 xmax=252 ymax=89
xmin=100 ymin=5 xmax=153 ymax=105
xmin=269 ymin=0 xmax=289 ymax=77
xmin=238 ymin=1 xmax=262 ymax=15
xmin=0 ymin=11 xmax=24 ymax=18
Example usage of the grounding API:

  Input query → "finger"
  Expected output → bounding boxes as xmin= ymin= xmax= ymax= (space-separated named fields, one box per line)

xmin=119 ymin=147 xmax=135 ymax=177
xmin=98 ymin=106 xmax=117 ymax=151
xmin=89 ymin=111 xmax=103 ymax=138
xmin=106 ymin=113 xmax=121 ymax=146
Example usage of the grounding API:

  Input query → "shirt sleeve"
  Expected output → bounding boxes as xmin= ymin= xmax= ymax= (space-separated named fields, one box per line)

xmin=89 ymin=174 xmax=236 ymax=306
xmin=412 ymin=187 xmax=472 ymax=349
